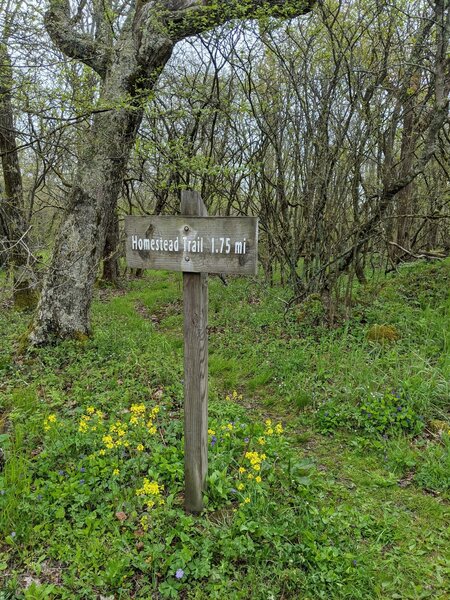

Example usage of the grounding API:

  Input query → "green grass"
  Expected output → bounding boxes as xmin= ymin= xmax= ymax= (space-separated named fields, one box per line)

xmin=0 ymin=261 xmax=449 ymax=598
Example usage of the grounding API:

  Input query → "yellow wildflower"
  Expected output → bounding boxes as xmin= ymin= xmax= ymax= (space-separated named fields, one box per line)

xmin=48 ymin=414 xmax=57 ymax=423
xmin=136 ymin=478 xmax=164 ymax=497
xmin=136 ymin=444 xmax=144 ymax=452
xmin=113 ymin=468 xmax=120 ymax=476
xmin=86 ymin=407 xmax=95 ymax=414
xmin=130 ymin=403 xmax=146 ymax=415
xmin=275 ymin=423 xmax=283 ymax=434
xmin=243 ymin=497 xmax=250 ymax=504
xmin=78 ymin=420 xmax=89 ymax=433
xmin=98 ymin=449 xmax=106 ymax=456
xmin=237 ymin=483 xmax=245 ymax=491
xmin=102 ymin=434 xmax=114 ymax=449
xmin=265 ymin=419 xmax=272 ymax=426
xmin=238 ymin=467 xmax=246 ymax=474
xmin=258 ymin=437 xmax=266 ymax=445
xmin=247 ymin=473 xmax=254 ymax=480
xmin=208 ymin=429 xmax=216 ymax=436
xmin=255 ymin=476 xmax=262 ymax=483
xmin=265 ymin=427 xmax=274 ymax=435
xmin=148 ymin=426 xmax=157 ymax=435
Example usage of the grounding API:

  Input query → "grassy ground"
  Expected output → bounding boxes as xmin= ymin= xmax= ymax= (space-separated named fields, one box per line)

xmin=0 ymin=261 xmax=449 ymax=599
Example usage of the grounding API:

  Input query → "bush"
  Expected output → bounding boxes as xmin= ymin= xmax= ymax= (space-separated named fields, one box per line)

xmin=316 ymin=390 xmax=424 ymax=438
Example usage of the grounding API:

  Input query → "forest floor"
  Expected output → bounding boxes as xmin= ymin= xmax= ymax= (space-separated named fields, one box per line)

xmin=0 ymin=260 xmax=449 ymax=599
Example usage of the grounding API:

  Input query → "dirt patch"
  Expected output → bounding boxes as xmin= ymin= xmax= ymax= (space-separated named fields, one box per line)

xmin=135 ymin=299 xmax=183 ymax=328
xmin=134 ymin=301 xmax=161 ymax=325
xmin=96 ymin=286 xmax=128 ymax=303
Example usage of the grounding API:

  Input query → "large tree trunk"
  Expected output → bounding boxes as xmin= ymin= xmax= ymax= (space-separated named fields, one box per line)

xmin=0 ymin=42 xmax=37 ymax=310
xmin=29 ymin=103 xmax=157 ymax=343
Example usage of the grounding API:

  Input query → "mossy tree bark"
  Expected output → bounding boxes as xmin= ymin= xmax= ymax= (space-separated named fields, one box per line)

xmin=30 ymin=0 xmax=314 ymax=344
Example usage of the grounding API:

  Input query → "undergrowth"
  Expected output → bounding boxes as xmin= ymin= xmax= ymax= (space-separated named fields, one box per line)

xmin=0 ymin=261 xmax=449 ymax=598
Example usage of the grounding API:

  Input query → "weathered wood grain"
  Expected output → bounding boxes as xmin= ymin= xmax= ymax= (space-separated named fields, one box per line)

xmin=125 ymin=214 xmax=258 ymax=275
xmin=182 ymin=191 xmax=208 ymax=514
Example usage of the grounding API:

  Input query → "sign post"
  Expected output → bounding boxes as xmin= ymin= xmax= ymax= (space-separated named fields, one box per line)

xmin=125 ymin=191 xmax=258 ymax=513
xmin=181 ymin=191 xmax=208 ymax=514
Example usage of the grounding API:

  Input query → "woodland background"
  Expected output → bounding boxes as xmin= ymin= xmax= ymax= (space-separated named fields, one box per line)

xmin=0 ymin=0 xmax=448 ymax=328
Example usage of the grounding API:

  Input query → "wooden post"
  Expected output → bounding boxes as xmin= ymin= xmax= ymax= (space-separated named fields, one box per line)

xmin=181 ymin=190 xmax=208 ymax=514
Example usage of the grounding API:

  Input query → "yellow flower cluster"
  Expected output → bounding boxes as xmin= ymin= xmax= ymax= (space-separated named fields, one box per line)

xmin=130 ymin=403 xmax=160 ymax=422
xmin=130 ymin=403 xmax=146 ymax=425
xmin=78 ymin=407 xmax=104 ymax=433
xmin=136 ymin=478 xmax=165 ymax=509
xmin=146 ymin=405 xmax=160 ymax=435
xmin=225 ymin=390 xmax=243 ymax=402
xmin=244 ymin=451 xmax=266 ymax=473
xmin=101 ymin=420 xmax=130 ymax=449
xmin=130 ymin=403 xmax=160 ymax=435
xmin=43 ymin=414 xmax=57 ymax=431
xmin=264 ymin=419 xmax=283 ymax=436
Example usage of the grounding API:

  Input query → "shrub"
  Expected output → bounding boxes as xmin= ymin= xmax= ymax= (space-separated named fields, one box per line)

xmin=357 ymin=390 xmax=424 ymax=436
xmin=367 ymin=324 xmax=400 ymax=342
xmin=316 ymin=390 xmax=424 ymax=438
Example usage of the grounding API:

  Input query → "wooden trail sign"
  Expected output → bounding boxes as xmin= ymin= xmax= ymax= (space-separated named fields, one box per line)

xmin=125 ymin=191 xmax=258 ymax=513
xmin=125 ymin=215 xmax=258 ymax=275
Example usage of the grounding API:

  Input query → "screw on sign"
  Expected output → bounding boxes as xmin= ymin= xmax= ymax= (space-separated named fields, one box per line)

xmin=125 ymin=191 xmax=258 ymax=513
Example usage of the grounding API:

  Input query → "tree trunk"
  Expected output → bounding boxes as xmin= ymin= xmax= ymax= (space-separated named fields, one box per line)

xmin=29 ymin=104 xmax=150 ymax=343
xmin=101 ymin=211 xmax=120 ymax=286
xmin=395 ymin=74 xmax=419 ymax=261
xmin=0 ymin=42 xmax=37 ymax=309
